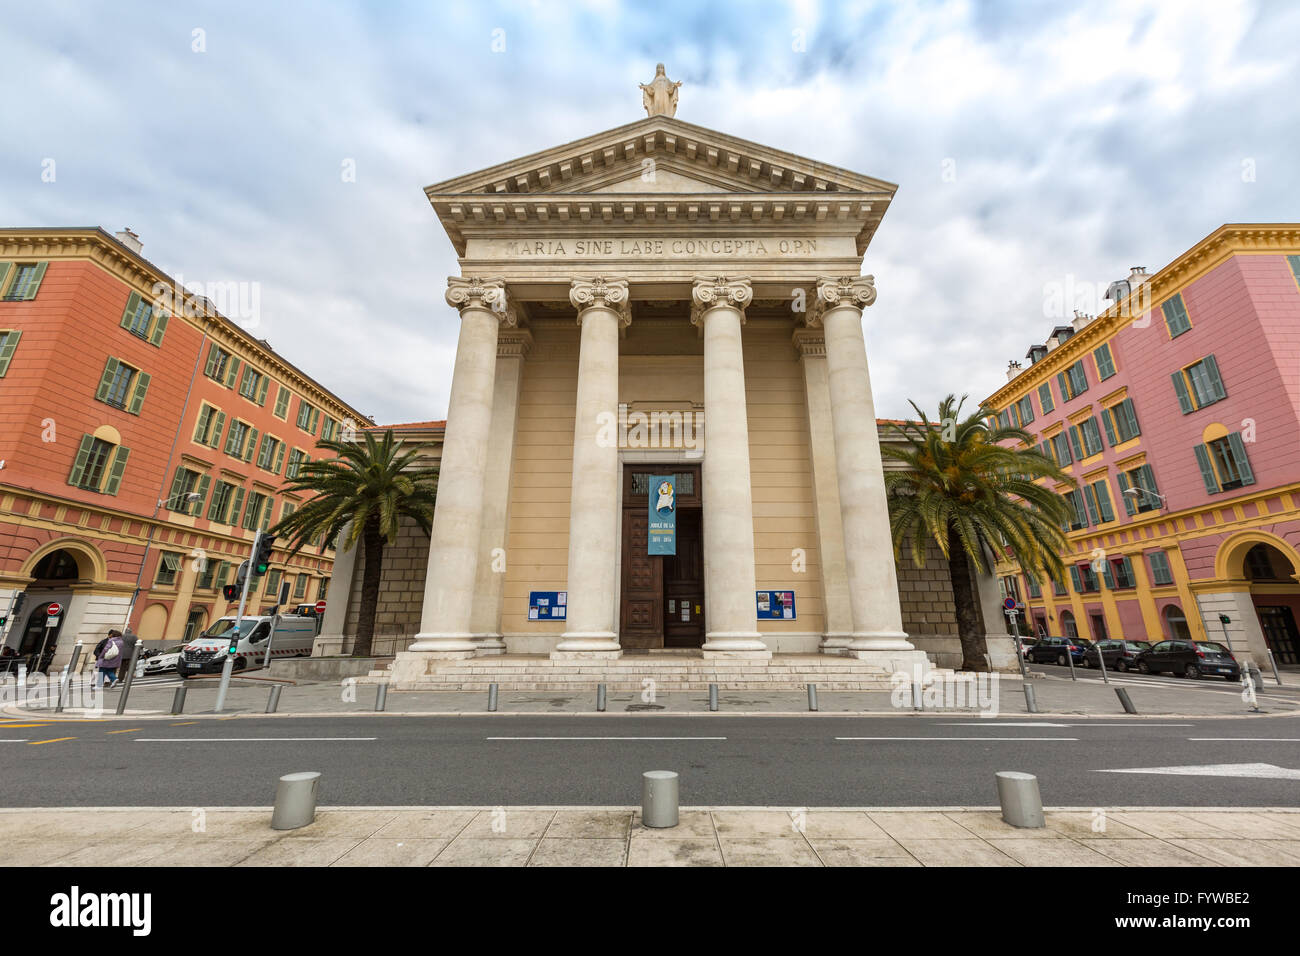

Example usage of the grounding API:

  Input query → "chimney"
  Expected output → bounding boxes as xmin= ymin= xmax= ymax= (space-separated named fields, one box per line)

xmin=114 ymin=228 xmax=142 ymax=254
xmin=1006 ymin=360 xmax=1023 ymax=382
xmin=1072 ymin=310 xmax=1093 ymax=331
xmin=1128 ymin=265 xmax=1148 ymax=285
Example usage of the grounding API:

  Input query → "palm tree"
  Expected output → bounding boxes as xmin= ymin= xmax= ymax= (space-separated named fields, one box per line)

xmin=273 ymin=429 xmax=438 ymax=658
xmin=883 ymin=394 xmax=1074 ymax=672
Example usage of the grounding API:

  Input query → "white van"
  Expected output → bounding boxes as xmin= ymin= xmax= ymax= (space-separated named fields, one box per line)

xmin=176 ymin=614 xmax=316 ymax=676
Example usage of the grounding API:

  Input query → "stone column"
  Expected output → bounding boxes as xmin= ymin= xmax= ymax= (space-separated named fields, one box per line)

xmin=792 ymin=328 xmax=854 ymax=653
xmin=810 ymin=276 xmax=923 ymax=669
xmin=553 ymin=278 xmax=630 ymax=659
xmin=392 ymin=278 xmax=515 ymax=682
xmin=469 ymin=329 xmax=532 ymax=655
xmin=691 ymin=277 xmax=769 ymax=658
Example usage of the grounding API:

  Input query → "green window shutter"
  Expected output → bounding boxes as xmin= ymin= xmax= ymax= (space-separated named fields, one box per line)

xmin=119 ymin=292 xmax=143 ymax=331
xmin=1101 ymin=408 xmax=1118 ymax=446
xmin=1120 ymin=555 xmax=1135 ymax=585
xmin=1055 ymin=433 xmax=1072 ymax=465
xmin=309 ymin=408 xmax=320 ymax=434
xmin=1094 ymin=344 xmax=1115 ymax=379
xmin=127 ymin=371 xmax=150 ymax=415
xmin=103 ymin=446 xmax=130 ymax=495
xmin=225 ymin=357 xmax=241 ymax=389
xmin=1038 ymin=382 xmax=1054 ymax=414
xmin=193 ymin=474 xmax=211 ymax=515
xmin=0 ymin=263 xmax=9 ymax=294
xmin=193 ymin=405 xmax=212 ymax=443
xmin=22 ymin=262 xmax=48 ymax=300
xmin=1070 ymin=362 xmax=1088 ymax=395
xmin=1137 ymin=465 xmax=1159 ymax=500
xmin=244 ymin=428 xmax=259 ymax=462
xmin=168 ymin=466 xmax=187 ymax=508
xmin=230 ymin=487 xmax=245 ymax=525
xmin=1095 ymin=482 xmax=1115 ymax=522
xmin=260 ymin=500 xmax=272 ymax=530
xmin=148 ymin=310 xmax=169 ymax=346
xmin=1150 ymin=551 xmax=1172 ymax=586
xmin=1171 ymin=371 xmax=1194 ymax=413
xmin=67 ymin=434 xmax=95 ymax=487
xmin=272 ymin=442 xmax=286 ymax=474
xmin=256 ymin=376 xmax=269 ymax=406
xmin=95 ymin=357 xmax=120 ymax=402
xmin=239 ymin=366 xmax=253 ymax=397
xmin=1056 ymin=371 xmax=1070 ymax=401
xmin=1193 ymin=444 xmax=1220 ymax=494
xmin=203 ymin=344 xmax=219 ymax=378
xmin=1068 ymin=426 xmax=1084 ymax=461
xmin=0 ymin=330 xmax=21 ymax=377
xmin=1082 ymin=485 xmax=1101 ymax=524
xmin=223 ymin=423 xmax=240 ymax=456
xmin=210 ymin=411 xmax=226 ymax=449
xmin=207 ymin=486 xmax=223 ymax=521
xmin=1119 ymin=399 xmax=1140 ymax=438
xmin=1202 ymin=354 xmax=1227 ymax=401
xmin=1101 ymin=562 xmax=1115 ymax=589
xmin=1162 ymin=296 xmax=1191 ymax=337
xmin=274 ymin=386 xmax=290 ymax=418
xmin=1226 ymin=432 xmax=1255 ymax=486
xmin=1116 ymin=471 xmax=1136 ymax=516
xmin=1069 ymin=565 xmax=1083 ymax=592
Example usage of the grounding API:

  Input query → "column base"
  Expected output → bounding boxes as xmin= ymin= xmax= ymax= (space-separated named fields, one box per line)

xmin=702 ymin=633 xmax=772 ymax=659
xmin=388 ymin=649 xmax=465 ymax=686
xmin=819 ymin=631 xmax=854 ymax=655
xmin=552 ymin=632 xmax=622 ymax=659
xmin=472 ymin=632 xmax=508 ymax=656
xmin=846 ymin=630 xmax=916 ymax=653
xmin=404 ymin=632 xmax=478 ymax=655
xmin=845 ymin=648 xmax=934 ymax=677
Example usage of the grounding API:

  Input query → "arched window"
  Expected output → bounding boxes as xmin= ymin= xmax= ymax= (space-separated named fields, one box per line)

xmin=1163 ymin=604 xmax=1192 ymax=641
xmin=1059 ymin=610 xmax=1077 ymax=639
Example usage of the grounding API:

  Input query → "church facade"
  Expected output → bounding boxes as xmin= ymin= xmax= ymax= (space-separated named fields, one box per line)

xmin=321 ymin=75 xmax=1017 ymax=684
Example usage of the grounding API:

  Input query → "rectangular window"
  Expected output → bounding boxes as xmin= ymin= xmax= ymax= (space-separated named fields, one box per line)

xmin=155 ymin=552 xmax=182 ymax=587
xmin=242 ymin=492 xmax=267 ymax=531
xmin=1093 ymin=342 xmax=1116 ymax=380
xmin=1102 ymin=398 xmax=1141 ymax=444
xmin=0 ymin=329 xmax=22 ymax=377
xmin=1078 ymin=564 xmax=1100 ymax=593
xmin=281 ymin=501 xmax=297 ymax=522
xmin=1149 ymin=550 xmax=1174 ymax=586
xmin=1015 ymin=396 xmax=1033 ymax=426
xmin=265 ymin=568 xmax=283 ymax=599
xmin=1197 ymin=433 xmax=1255 ymax=494
xmin=1117 ymin=464 xmax=1160 ymax=515
xmin=1078 ymin=418 xmax=1104 ymax=457
xmin=997 ymin=408 xmax=1011 ymax=430
xmin=293 ymin=574 xmax=308 ymax=599
xmin=120 ymin=294 xmax=153 ymax=337
xmin=1025 ymin=576 xmax=1041 ymax=599
xmin=192 ymin=404 xmax=227 ymax=449
xmin=1083 ymin=479 xmax=1115 ymax=524
xmin=3 ymin=262 xmax=48 ymax=301
xmin=296 ymin=399 xmax=320 ymax=434
xmin=1051 ymin=432 xmax=1073 ymax=466
xmin=1052 ymin=577 xmax=1066 ymax=597
xmin=96 ymin=357 xmax=137 ymax=410
xmin=70 ymin=437 xmax=114 ymax=492
xmin=224 ymin=420 xmax=251 ymax=459
xmin=1110 ymin=555 xmax=1136 ymax=589
xmin=274 ymin=386 xmax=291 ymax=419
xmin=167 ymin=466 xmax=203 ymax=514
xmin=286 ymin=448 xmax=307 ymax=479
xmin=256 ymin=434 xmax=283 ymax=472
xmin=1063 ymin=489 xmax=1088 ymax=531
xmin=1288 ymin=255 xmax=1300 ymax=285
xmin=204 ymin=344 xmax=233 ymax=384
xmin=208 ymin=481 xmax=236 ymax=523
xmin=1057 ymin=360 xmax=1089 ymax=401
xmin=319 ymin=578 xmax=329 ymax=601
xmin=321 ymin=415 xmax=340 ymax=442
xmin=1037 ymin=382 xmax=1054 ymax=414
xmin=1161 ymin=293 xmax=1192 ymax=338
xmin=1172 ymin=355 xmax=1227 ymax=413
xmin=1090 ymin=613 xmax=1108 ymax=641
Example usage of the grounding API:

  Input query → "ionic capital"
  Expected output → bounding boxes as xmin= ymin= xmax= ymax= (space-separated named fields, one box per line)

xmin=569 ymin=276 xmax=631 ymax=327
xmin=446 ymin=276 xmax=518 ymax=326
xmin=689 ymin=275 xmax=752 ymax=328
xmin=807 ymin=275 xmax=877 ymax=327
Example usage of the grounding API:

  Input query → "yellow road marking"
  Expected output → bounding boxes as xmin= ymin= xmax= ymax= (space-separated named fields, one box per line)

xmin=0 ymin=723 xmax=55 ymax=729
xmin=106 ymin=728 xmax=141 ymax=734
xmin=171 ymin=721 xmax=197 ymax=726
xmin=28 ymin=737 xmax=77 ymax=745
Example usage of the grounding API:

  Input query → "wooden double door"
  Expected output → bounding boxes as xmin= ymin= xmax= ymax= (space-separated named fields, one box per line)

xmin=620 ymin=465 xmax=704 ymax=648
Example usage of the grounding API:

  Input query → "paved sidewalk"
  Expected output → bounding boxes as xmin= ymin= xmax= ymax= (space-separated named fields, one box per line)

xmin=3 ymin=807 xmax=1300 ymax=866
xmin=5 ymin=668 xmax=1297 ymax=719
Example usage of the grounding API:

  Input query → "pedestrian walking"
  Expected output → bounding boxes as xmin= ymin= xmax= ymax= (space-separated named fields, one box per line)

xmin=95 ymin=629 xmax=125 ymax=688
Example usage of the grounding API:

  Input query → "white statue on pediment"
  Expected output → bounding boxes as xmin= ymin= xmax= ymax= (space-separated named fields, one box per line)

xmin=640 ymin=63 xmax=681 ymax=117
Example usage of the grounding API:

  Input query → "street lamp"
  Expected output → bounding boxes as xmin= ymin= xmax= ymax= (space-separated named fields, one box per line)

xmin=1122 ymin=487 xmax=1167 ymax=507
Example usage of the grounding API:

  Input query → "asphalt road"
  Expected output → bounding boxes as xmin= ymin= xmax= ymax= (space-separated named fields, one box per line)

xmin=2 ymin=713 xmax=1299 ymax=808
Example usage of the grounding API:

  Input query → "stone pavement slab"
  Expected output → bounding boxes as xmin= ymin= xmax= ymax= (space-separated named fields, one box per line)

xmin=4 ymin=806 xmax=1299 ymax=866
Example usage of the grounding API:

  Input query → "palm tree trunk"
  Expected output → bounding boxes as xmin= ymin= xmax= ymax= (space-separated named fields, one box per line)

xmin=947 ymin=525 xmax=989 ymax=672
xmin=354 ymin=518 xmax=385 ymax=658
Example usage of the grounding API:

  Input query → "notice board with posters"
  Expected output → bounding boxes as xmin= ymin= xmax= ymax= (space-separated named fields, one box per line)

xmin=527 ymin=591 xmax=567 ymax=621
xmin=755 ymin=590 xmax=796 ymax=620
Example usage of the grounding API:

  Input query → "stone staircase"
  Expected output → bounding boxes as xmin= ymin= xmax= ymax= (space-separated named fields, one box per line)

xmin=365 ymin=653 xmax=940 ymax=692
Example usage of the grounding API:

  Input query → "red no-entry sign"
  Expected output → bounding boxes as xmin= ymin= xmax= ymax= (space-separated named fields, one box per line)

xmin=46 ymin=603 xmax=62 ymax=616
xmin=315 ymin=600 xmax=327 ymax=614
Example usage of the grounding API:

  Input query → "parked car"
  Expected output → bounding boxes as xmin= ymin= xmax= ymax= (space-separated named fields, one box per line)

xmin=1134 ymin=640 xmax=1241 ymax=680
xmin=141 ymin=644 xmax=187 ymax=676
xmin=1081 ymin=639 xmax=1152 ymax=672
xmin=1026 ymin=635 xmax=1093 ymax=666
xmin=1017 ymin=637 xmax=1037 ymax=659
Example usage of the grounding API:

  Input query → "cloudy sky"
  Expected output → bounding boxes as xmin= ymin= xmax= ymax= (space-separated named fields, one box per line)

xmin=3 ymin=0 xmax=1296 ymax=424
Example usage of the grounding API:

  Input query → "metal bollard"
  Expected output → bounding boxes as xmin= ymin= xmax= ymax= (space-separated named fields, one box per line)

xmin=1266 ymin=650 xmax=1282 ymax=686
xmin=487 ymin=683 xmax=498 ymax=712
xmin=266 ymin=684 xmax=283 ymax=713
xmin=1115 ymin=687 xmax=1138 ymax=714
xmin=597 ymin=683 xmax=606 ymax=712
xmin=115 ymin=642 xmax=145 ymax=716
xmin=374 ymin=683 xmax=387 ymax=712
xmin=807 ymin=683 xmax=818 ymax=712
xmin=995 ymin=771 xmax=1045 ymax=828
xmin=1023 ymin=683 xmax=1038 ymax=714
xmin=270 ymin=771 xmax=321 ymax=830
xmin=708 ymin=683 xmax=718 ymax=712
xmin=641 ymin=771 xmax=679 ymax=828
xmin=170 ymin=684 xmax=187 ymax=715
xmin=55 ymin=643 xmax=83 ymax=713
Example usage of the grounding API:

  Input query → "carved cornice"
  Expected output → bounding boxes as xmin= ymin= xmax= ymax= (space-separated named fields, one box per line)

xmin=689 ymin=275 xmax=753 ymax=327
xmin=445 ymin=276 xmax=518 ymax=326
xmin=791 ymin=327 xmax=826 ymax=358
xmin=569 ymin=276 xmax=631 ymax=327
xmin=807 ymin=275 xmax=877 ymax=327
xmin=497 ymin=328 xmax=535 ymax=358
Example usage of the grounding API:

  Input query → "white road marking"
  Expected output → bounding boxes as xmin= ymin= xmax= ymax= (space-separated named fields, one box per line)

xmin=835 ymin=736 xmax=1078 ymax=741
xmin=937 ymin=722 xmax=1193 ymax=727
xmin=485 ymin=736 xmax=726 ymax=741
xmin=1098 ymin=762 xmax=1300 ymax=780
xmin=1188 ymin=738 xmax=1300 ymax=742
xmin=0 ymin=739 xmax=29 ymax=743
xmin=133 ymin=737 xmax=378 ymax=742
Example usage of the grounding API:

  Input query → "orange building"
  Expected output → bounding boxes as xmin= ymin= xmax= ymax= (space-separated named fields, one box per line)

xmin=0 ymin=227 xmax=368 ymax=669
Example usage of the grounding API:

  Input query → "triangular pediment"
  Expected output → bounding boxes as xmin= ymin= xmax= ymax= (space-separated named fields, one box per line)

xmin=424 ymin=115 xmax=897 ymax=255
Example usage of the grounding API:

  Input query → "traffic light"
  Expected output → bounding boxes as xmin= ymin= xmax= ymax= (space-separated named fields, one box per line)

xmin=222 ymin=585 xmax=238 ymax=601
xmin=253 ymin=534 xmax=276 ymax=576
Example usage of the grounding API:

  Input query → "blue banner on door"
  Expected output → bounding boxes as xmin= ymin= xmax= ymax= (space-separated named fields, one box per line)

xmin=648 ymin=474 xmax=676 ymax=555
xmin=527 ymin=591 xmax=567 ymax=621
xmin=756 ymin=590 xmax=796 ymax=620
